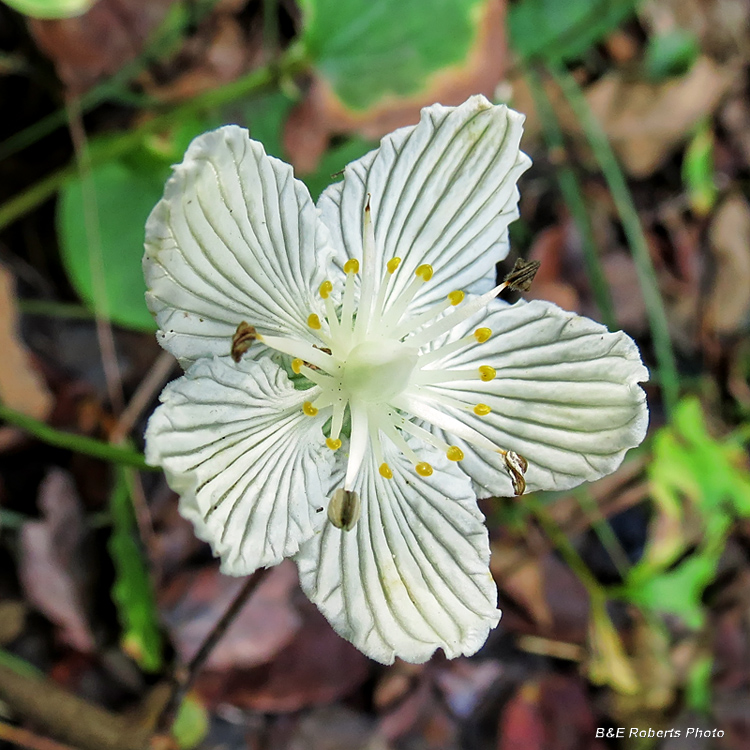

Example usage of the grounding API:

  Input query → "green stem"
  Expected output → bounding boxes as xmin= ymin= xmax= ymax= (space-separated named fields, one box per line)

xmin=0 ymin=59 xmax=291 ymax=232
xmin=0 ymin=403 xmax=152 ymax=470
xmin=547 ymin=65 xmax=679 ymax=417
xmin=524 ymin=494 xmax=606 ymax=600
xmin=524 ymin=67 xmax=617 ymax=329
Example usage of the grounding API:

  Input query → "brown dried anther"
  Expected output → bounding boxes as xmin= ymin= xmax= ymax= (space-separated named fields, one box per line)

xmin=503 ymin=258 xmax=541 ymax=292
xmin=231 ymin=321 xmax=258 ymax=362
xmin=327 ymin=489 xmax=361 ymax=531
xmin=504 ymin=450 xmax=529 ymax=496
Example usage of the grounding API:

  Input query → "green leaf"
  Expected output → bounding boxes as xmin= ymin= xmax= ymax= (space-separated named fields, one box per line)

xmin=683 ymin=120 xmax=718 ymax=218
xmin=57 ymin=160 xmax=166 ymax=332
xmin=509 ymin=0 xmax=637 ymax=64
xmin=109 ymin=469 xmax=162 ymax=673
xmin=301 ymin=137 xmax=375 ymax=200
xmin=171 ymin=695 xmax=210 ymax=750
xmin=625 ymin=398 xmax=750 ymax=626
xmin=643 ymin=29 xmax=700 ymax=81
xmin=299 ymin=0 xmax=489 ymax=111
xmin=1 ymin=0 xmax=94 ymax=19
xmin=628 ymin=552 xmax=721 ymax=629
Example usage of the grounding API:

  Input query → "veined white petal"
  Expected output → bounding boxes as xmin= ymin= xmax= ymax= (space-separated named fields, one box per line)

xmin=295 ymin=440 xmax=500 ymax=665
xmin=144 ymin=126 xmax=331 ymax=366
xmin=419 ymin=299 xmax=649 ymax=495
xmin=145 ymin=356 xmax=333 ymax=574
xmin=317 ymin=95 xmax=531 ymax=316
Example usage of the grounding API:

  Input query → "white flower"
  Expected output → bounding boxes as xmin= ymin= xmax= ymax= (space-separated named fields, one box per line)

xmin=143 ymin=95 xmax=649 ymax=664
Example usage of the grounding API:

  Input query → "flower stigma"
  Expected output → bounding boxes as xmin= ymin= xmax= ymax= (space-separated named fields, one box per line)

xmin=252 ymin=201 xmax=530 ymax=497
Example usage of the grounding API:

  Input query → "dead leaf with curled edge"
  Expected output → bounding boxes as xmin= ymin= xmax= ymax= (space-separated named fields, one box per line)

xmin=28 ymin=0 xmax=177 ymax=94
xmin=284 ymin=0 xmax=509 ymax=173
xmin=705 ymin=193 xmax=750 ymax=336
xmin=0 ymin=264 xmax=53 ymax=451
xmin=585 ymin=56 xmax=738 ymax=178
xmin=19 ymin=469 xmax=95 ymax=653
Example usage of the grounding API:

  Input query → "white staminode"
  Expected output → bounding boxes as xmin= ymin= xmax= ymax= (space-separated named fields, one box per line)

xmin=144 ymin=96 xmax=649 ymax=665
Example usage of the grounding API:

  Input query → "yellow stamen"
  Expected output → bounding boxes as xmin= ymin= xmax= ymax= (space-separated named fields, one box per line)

xmin=474 ymin=327 xmax=492 ymax=343
xmin=415 ymin=264 xmax=433 ymax=282
xmin=308 ymin=313 xmax=321 ymax=330
xmin=479 ymin=365 xmax=496 ymax=382
xmin=446 ymin=446 xmax=464 ymax=462
xmin=474 ymin=403 xmax=492 ymax=416
xmin=415 ymin=461 xmax=433 ymax=477
xmin=326 ymin=438 xmax=342 ymax=451
xmin=291 ymin=358 xmax=303 ymax=374
xmin=303 ymin=402 xmax=318 ymax=416
xmin=379 ymin=463 xmax=393 ymax=479
xmin=344 ymin=258 xmax=360 ymax=274
xmin=447 ymin=290 xmax=464 ymax=306
xmin=319 ymin=280 xmax=333 ymax=299
xmin=386 ymin=257 xmax=402 ymax=274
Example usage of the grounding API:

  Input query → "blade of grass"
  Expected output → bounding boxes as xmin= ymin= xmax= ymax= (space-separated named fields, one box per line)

xmin=546 ymin=64 xmax=679 ymax=416
xmin=0 ymin=401 xmax=152 ymax=469
xmin=524 ymin=66 xmax=617 ymax=329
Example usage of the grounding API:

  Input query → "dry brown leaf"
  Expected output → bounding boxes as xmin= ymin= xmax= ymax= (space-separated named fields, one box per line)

xmin=497 ymin=682 xmax=545 ymax=750
xmin=0 ymin=264 xmax=53 ymax=450
xmin=19 ymin=469 xmax=94 ymax=653
xmin=160 ymin=561 xmax=301 ymax=671
xmin=586 ymin=56 xmax=738 ymax=177
xmin=705 ymin=193 xmax=750 ymax=335
xmin=28 ymin=0 xmax=177 ymax=94
xmin=197 ymin=600 xmax=371 ymax=713
xmin=283 ymin=0 xmax=508 ymax=173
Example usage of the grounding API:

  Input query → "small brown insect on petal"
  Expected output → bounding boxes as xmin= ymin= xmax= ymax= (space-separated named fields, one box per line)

xmin=503 ymin=259 xmax=541 ymax=292
xmin=231 ymin=321 xmax=258 ymax=362
xmin=504 ymin=450 xmax=529 ymax=496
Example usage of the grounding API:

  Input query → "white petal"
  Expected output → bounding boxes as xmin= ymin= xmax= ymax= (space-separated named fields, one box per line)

xmin=145 ymin=356 xmax=333 ymax=574
xmin=417 ymin=299 xmax=649 ymax=495
xmin=144 ymin=125 xmax=331 ymax=366
xmin=317 ymin=95 xmax=531 ymax=315
xmin=295 ymin=440 xmax=500 ymax=665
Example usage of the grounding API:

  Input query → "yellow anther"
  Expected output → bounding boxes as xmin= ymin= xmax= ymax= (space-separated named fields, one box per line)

xmin=474 ymin=327 xmax=492 ymax=343
xmin=308 ymin=313 xmax=322 ymax=330
xmin=474 ymin=403 xmax=492 ymax=416
xmin=479 ymin=365 xmax=496 ymax=382
xmin=415 ymin=264 xmax=433 ymax=282
xmin=446 ymin=446 xmax=464 ymax=462
xmin=291 ymin=358 xmax=304 ymax=374
xmin=303 ymin=402 xmax=318 ymax=416
xmin=326 ymin=438 xmax=342 ymax=451
xmin=344 ymin=258 xmax=360 ymax=274
xmin=386 ymin=257 xmax=402 ymax=274
xmin=379 ymin=463 xmax=393 ymax=479
xmin=415 ymin=462 xmax=433 ymax=477
xmin=447 ymin=290 xmax=464 ymax=306
xmin=319 ymin=280 xmax=333 ymax=299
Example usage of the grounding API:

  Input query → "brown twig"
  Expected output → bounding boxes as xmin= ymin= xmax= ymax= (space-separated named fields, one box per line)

xmin=0 ymin=721 xmax=79 ymax=750
xmin=0 ymin=663 xmax=151 ymax=750
xmin=110 ymin=351 xmax=177 ymax=444
xmin=155 ymin=567 xmax=271 ymax=733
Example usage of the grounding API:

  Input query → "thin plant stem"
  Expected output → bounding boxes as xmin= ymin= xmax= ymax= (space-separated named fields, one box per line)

xmin=524 ymin=494 xmax=605 ymax=600
xmin=0 ymin=62 xmax=283 ymax=233
xmin=524 ymin=66 xmax=617 ymax=329
xmin=573 ymin=486 xmax=631 ymax=580
xmin=155 ymin=568 xmax=271 ymax=733
xmin=65 ymin=95 xmax=125 ymax=414
xmin=0 ymin=401 xmax=152 ymax=470
xmin=546 ymin=64 xmax=679 ymax=416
